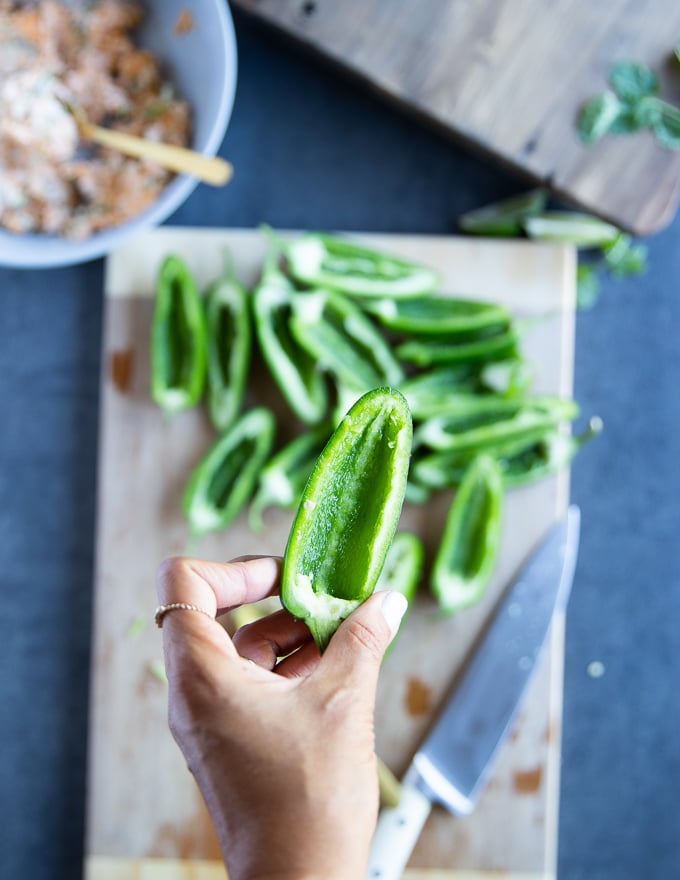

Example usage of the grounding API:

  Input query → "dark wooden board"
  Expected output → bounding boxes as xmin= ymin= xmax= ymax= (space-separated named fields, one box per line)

xmin=232 ymin=0 xmax=680 ymax=236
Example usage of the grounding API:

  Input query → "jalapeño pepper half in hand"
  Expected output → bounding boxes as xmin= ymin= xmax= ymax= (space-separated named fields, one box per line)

xmin=182 ymin=407 xmax=275 ymax=537
xmin=205 ymin=258 xmax=251 ymax=433
xmin=431 ymin=454 xmax=503 ymax=615
xmin=150 ymin=255 xmax=207 ymax=415
xmin=281 ymin=388 xmax=413 ymax=653
xmin=251 ymin=269 xmax=328 ymax=424
xmin=285 ymin=232 xmax=440 ymax=298
xmin=290 ymin=288 xmax=404 ymax=391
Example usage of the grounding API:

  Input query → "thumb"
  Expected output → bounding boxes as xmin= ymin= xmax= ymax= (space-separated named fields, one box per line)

xmin=318 ymin=590 xmax=408 ymax=695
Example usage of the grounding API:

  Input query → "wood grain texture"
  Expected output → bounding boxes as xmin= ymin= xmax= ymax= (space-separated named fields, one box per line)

xmin=231 ymin=0 xmax=680 ymax=235
xmin=87 ymin=228 xmax=575 ymax=876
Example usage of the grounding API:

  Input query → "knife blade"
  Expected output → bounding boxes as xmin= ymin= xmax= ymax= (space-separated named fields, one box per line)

xmin=366 ymin=505 xmax=580 ymax=880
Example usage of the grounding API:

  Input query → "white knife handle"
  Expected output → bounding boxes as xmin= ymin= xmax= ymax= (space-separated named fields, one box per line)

xmin=366 ymin=771 xmax=432 ymax=880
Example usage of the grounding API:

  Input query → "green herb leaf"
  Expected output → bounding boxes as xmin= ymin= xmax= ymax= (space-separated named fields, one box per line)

xmin=632 ymin=95 xmax=664 ymax=128
xmin=576 ymin=263 xmax=601 ymax=310
xmin=577 ymin=91 xmax=622 ymax=143
xmin=653 ymin=104 xmax=680 ymax=149
xmin=603 ymin=234 xmax=648 ymax=277
xmin=609 ymin=95 xmax=663 ymax=132
xmin=610 ymin=243 xmax=648 ymax=277
xmin=674 ymin=45 xmax=680 ymax=66
xmin=608 ymin=62 xmax=659 ymax=101
xmin=608 ymin=108 xmax=643 ymax=134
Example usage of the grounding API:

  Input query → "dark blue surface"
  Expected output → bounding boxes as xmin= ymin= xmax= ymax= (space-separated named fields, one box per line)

xmin=1 ymin=8 xmax=679 ymax=879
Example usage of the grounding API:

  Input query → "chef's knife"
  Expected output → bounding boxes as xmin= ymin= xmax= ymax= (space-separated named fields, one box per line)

xmin=367 ymin=505 xmax=580 ymax=880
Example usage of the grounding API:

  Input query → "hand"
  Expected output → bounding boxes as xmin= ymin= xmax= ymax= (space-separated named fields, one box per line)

xmin=156 ymin=555 xmax=408 ymax=880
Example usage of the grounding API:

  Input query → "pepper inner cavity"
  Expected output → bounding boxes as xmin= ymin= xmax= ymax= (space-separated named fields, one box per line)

xmin=206 ymin=438 xmax=257 ymax=510
xmin=165 ymin=279 xmax=194 ymax=390
xmin=271 ymin=300 xmax=318 ymax=386
xmin=318 ymin=302 xmax=387 ymax=381
xmin=301 ymin=413 xmax=397 ymax=601
xmin=450 ymin=479 xmax=495 ymax=580
xmin=215 ymin=302 xmax=236 ymax=384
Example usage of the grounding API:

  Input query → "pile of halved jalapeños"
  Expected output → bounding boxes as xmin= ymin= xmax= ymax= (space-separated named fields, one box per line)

xmin=150 ymin=229 xmax=600 ymax=647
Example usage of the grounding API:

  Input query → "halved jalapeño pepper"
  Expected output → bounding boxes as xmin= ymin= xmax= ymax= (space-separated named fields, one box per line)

xmin=360 ymin=296 xmax=510 ymax=336
xmin=397 ymin=326 xmax=519 ymax=367
xmin=376 ymin=531 xmax=424 ymax=650
xmin=498 ymin=417 xmax=603 ymax=489
xmin=478 ymin=357 xmax=532 ymax=398
xmin=281 ymin=388 xmax=413 ymax=652
xmin=431 ymin=454 xmax=503 ymax=614
xmin=182 ymin=407 xmax=275 ymax=536
xmin=376 ymin=532 xmax=424 ymax=598
xmin=205 ymin=259 xmax=251 ymax=432
xmin=150 ymin=255 xmax=207 ymax=414
xmin=412 ymin=418 xmax=601 ymax=491
xmin=401 ymin=368 xmax=499 ymax=419
xmin=248 ymin=423 xmax=331 ymax=532
xmin=290 ymin=288 xmax=404 ymax=391
xmin=413 ymin=396 xmax=579 ymax=453
xmin=457 ymin=187 xmax=548 ymax=236
xmin=251 ymin=270 xmax=327 ymax=424
xmin=285 ymin=232 xmax=440 ymax=298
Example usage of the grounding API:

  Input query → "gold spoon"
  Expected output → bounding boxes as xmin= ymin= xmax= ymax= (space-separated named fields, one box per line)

xmin=61 ymin=100 xmax=233 ymax=187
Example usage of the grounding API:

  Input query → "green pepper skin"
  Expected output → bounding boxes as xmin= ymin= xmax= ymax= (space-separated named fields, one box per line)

xmin=400 ymin=365 xmax=479 ymax=418
xmin=458 ymin=188 xmax=548 ymax=236
xmin=397 ymin=326 xmax=519 ymax=368
xmin=376 ymin=532 xmax=423 ymax=601
xmin=285 ymin=233 xmax=440 ymax=298
xmin=478 ymin=358 xmax=533 ymax=398
xmin=205 ymin=263 xmax=251 ymax=433
xmin=290 ymin=288 xmax=404 ymax=391
xmin=500 ymin=419 xmax=602 ymax=487
xmin=413 ymin=396 xmax=579 ymax=453
xmin=150 ymin=255 xmax=207 ymax=415
xmin=360 ymin=296 xmax=510 ymax=336
xmin=251 ymin=270 xmax=328 ymax=424
xmin=248 ymin=423 xmax=332 ymax=533
xmin=413 ymin=418 xmax=601 ymax=491
xmin=281 ymin=388 xmax=413 ymax=653
xmin=182 ymin=408 xmax=276 ymax=536
xmin=376 ymin=532 xmax=424 ymax=653
xmin=431 ymin=454 xmax=504 ymax=614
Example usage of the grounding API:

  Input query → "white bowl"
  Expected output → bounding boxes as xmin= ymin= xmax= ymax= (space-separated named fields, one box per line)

xmin=0 ymin=0 xmax=237 ymax=269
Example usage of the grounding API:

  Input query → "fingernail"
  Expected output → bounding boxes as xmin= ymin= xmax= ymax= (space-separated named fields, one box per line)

xmin=380 ymin=591 xmax=408 ymax=637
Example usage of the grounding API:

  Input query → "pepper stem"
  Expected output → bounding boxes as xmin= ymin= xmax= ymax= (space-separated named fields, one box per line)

xmin=576 ymin=415 xmax=604 ymax=447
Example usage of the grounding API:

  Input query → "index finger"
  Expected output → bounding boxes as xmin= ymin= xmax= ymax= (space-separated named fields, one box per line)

xmin=156 ymin=555 xmax=281 ymax=616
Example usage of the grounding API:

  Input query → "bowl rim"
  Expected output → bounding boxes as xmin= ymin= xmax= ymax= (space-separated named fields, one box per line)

xmin=0 ymin=1 xmax=238 ymax=270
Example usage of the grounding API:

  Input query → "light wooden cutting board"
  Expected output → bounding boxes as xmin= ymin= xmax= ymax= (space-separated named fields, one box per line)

xmin=232 ymin=0 xmax=680 ymax=236
xmin=86 ymin=227 xmax=576 ymax=879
